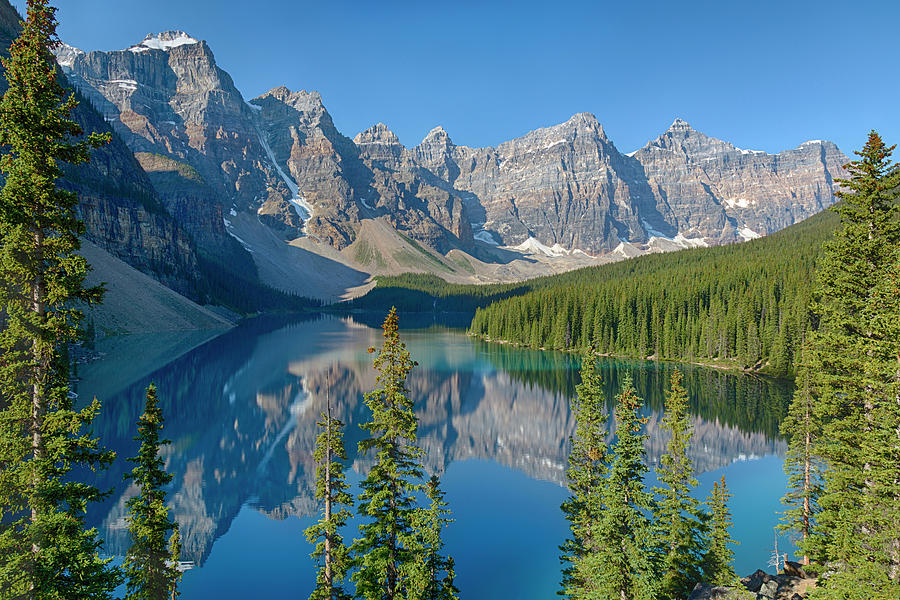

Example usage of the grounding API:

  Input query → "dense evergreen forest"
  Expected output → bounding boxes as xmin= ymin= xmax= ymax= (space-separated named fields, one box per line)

xmin=468 ymin=210 xmax=839 ymax=377
xmin=343 ymin=273 xmax=532 ymax=313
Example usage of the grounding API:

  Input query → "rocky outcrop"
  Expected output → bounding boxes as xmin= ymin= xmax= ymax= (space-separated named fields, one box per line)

xmin=415 ymin=113 xmax=651 ymax=253
xmin=0 ymin=2 xmax=205 ymax=299
xmin=54 ymin=25 xmax=846 ymax=277
xmin=414 ymin=115 xmax=845 ymax=254
xmin=689 ymin=567 xmax=818 ymax=600
xmin=56 ymin=31 xmax=277 ymax=209
xmin=632 ymin=119 xmax=846 ymax=244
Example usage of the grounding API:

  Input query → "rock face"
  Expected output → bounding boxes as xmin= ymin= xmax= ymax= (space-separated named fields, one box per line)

xmin=415 ymin=115 xmax=845 ymax=254
xmin=54 ymin=25 xmax=847 ymax=286
xmin=251 ymin=88 xmax=473 ymax=252
xmin=415 ymin=113 xmax=653 ymax=253
xmin=0 ymin=1 xmax=203 ymax=297
xmin=57 ymin=31 xmax=275 ymax=208
xmin=633 ymin=119 xmax=846 ymax=244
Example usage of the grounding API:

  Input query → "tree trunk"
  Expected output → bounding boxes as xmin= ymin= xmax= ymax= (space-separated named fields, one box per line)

xmin=31 ymin=228 xmax=46 ymax=548
xmin=324 ymin=403 xmax=332 ymax=595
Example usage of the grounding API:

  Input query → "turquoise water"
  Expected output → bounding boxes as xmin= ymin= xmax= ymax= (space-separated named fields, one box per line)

xmin=78 ymin=314 xmax=794 ymax=599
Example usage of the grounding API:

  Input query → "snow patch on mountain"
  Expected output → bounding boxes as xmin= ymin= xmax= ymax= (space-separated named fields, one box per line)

xmin=723 ymin=197 xmax=754 ymax=209
xmin=738 ymin=227 xmax=761 ymax=241
xmin=474 ymin=230 xmax=499 ymax=246
xmin=254 ymin=127 xmax=314 ymax=229
xmin=53 ymin=42 xmax=83 ymax=68
xmin=507 ymin=237 xmax=593 ymax=257
xmin=129 ymin=31 xmax=198 ymax=53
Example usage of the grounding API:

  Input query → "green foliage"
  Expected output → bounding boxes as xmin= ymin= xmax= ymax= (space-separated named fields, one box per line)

xmin=559 ymin=350 xmax=608 ymax=599
xmin=469 ymin=210 xmax=838 ymax=375
xmin=123 ymin=384 xmax=181 ymax=600
xmin=588 ymin=376 xmax=658 ymax=600
xmin=801 ymin=131 xmax=900 ymax=596
xmin=779 ymin=346 xmax=825 ymax=564
xmin=196 ymin=255 xmax=321 ymax=315
xmin=654 ymin=370 xmax=707 ymax=599
xmin=304 ymin=405 xmax=353 ymax=600
xmin=344 ymin=273 xmax=531 ymax=314
xmin=702 ymin=476 xmax=738 ymax=587
xmin=408 ymin=476 xmax=458 ymax=600
xmin=352 ymin=307 xmax=426 ymax=600
xmin=0 ymin=1 xmax=118 ymax=597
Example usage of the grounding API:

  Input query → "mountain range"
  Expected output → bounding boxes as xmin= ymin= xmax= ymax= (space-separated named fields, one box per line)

xmin=0 ymin=0 xmax=848 ymax=320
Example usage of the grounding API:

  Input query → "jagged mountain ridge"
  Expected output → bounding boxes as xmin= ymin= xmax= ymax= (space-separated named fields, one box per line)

xmin=54 ymin=29 xmax=847 ymax=300
xmin=0 ymin=3 xmax=207 ymax=299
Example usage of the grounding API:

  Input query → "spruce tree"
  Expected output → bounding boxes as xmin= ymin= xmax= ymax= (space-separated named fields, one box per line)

xmin=0 ymin=1 xmax=116 ymax=598
xmin=589 ymin=376 xmax=658 ymax=600
xmin=559 ymin=349 xmax=608 ymax=598
xmin=702 ymin=476 xmax=738 ymax=587
xmin=654 ymin=370 xmax=706 ymax=599
xmin=779 ymin=345 xmax=824 ymax=565
xmin=806 ymin=131 xmax=900 ymax=594
xmin=123 ymin=384 xmax=182 ymax=600
xmin=352 ymin=307 xmax=425 ymax=600
xmin=408 ymin=475 xmax=458 ymax=600
xmin=305 ymin=402 xmax=353 ymax=600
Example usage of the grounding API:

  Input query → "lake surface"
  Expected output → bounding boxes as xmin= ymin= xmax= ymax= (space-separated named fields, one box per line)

xmin=77 ymin=314 xmax=794 ymax=599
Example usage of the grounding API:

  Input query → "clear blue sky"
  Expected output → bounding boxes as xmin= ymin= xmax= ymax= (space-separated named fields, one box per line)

xmin=13 ymin=0 xmax=900 ymax=156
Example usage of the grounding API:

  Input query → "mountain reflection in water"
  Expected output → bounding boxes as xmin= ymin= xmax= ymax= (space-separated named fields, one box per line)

xmin=77 ymin=314 xmax=791 ymax=571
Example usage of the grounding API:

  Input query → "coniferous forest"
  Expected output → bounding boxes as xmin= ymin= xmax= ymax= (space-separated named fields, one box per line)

xmin=468 ymin=209 xmax=838 ymax=378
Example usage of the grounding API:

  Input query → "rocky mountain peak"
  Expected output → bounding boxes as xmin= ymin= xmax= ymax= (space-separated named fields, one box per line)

xmin=255 ymin=86 xmax=324 ymax=113
xmin=667 ymin=117 xmax=693 ymax=133
xmin=52 ymin=42 xmax=84 ymax=68
xmin=422 ymin=125 xmax=452 ymax=146
xmin=127 ymin=30 xmax=199 ymax=53
xmin=354 ymin=123 xmax=401 ymax=147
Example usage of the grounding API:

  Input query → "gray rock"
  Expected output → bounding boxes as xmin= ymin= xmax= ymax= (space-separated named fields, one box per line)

xmin=689 ymin=583 xmax=756 ymax=600
xmin=742 ymin=569 xmax=771 ymax=593
xmin=53 ymin=26 xmax=847 ymax=267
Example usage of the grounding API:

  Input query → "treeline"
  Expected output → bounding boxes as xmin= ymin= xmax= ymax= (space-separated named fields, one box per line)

xmin=196 ymin=255 xmax=321 ymax=315
xmin=469 ymin=210 xmax=839 ymax=377
xmin=342 ymin=273 xmax=531 ymax=313
xmin=474 ymin=343 xmax=792 ymax=439
xmin=779 ymin=133 xmax=900 ymax=597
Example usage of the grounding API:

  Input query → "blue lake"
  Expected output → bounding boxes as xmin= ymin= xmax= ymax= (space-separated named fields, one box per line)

xmin=77 ymin=314 xmax=794 ymax=599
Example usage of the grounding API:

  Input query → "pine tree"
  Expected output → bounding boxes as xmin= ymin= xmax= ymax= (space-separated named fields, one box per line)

xmin=305 ymin=401 xmax=353 ymax=600
xmin=779 ymin=345 xmax=824 ymax=565
xmin=0 ymin=1 xmax=117 ymax=598
xmin=805 ymin=131 xmax=900 ymax=595
xmin=654 ymin=370 xmax=706 ymax=599
xmin=408 ymin=476 xmax=458 ymax=600
xmin=559 ymin=349 xmax=608 ymax=598
xmin=589 ymin=376 xmax=658 ymax=600
xmin=702 ymin=476 xmax=738 ymax=587
xmin=123 ymin=384 xmax=182 ymax=600
xmin=352 ymin=307 xmax=425 ymax=600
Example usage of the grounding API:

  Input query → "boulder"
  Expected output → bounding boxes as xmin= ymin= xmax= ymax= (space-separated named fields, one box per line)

xmin=688 ymin=583 xmax=755 ymax=600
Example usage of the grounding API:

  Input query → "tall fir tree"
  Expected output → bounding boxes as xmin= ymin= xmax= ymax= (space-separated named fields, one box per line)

xmin=123 ymin=384 xmax=181 ymax=600
xmin=805 ymin=131 xmax=900 ymax=596
xmin=352 ymin=307 xmax=425 ymax=600
xmin=559 ymin=349 xmax=608 ymax=599
xmin=408 ymin=475 xmax=458 ymax=600
xmin=654 ymin=370 xmax=707 ymax=599
xmin=588 ymin=376 xmax=658 ymax=600
xmin=0 ymin=1 xmax=117 ymax=598
xmin=702 ymin=476 xmax=738 ymax=587
xmin=779 ymin=344 xmax=824 ymax=566
xmin=304 ymin=400 xmax=353 ymax=600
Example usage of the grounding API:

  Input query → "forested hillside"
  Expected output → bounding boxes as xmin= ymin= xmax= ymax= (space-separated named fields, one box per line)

xmin=468 ymin=210 xmax=839 ymax=377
